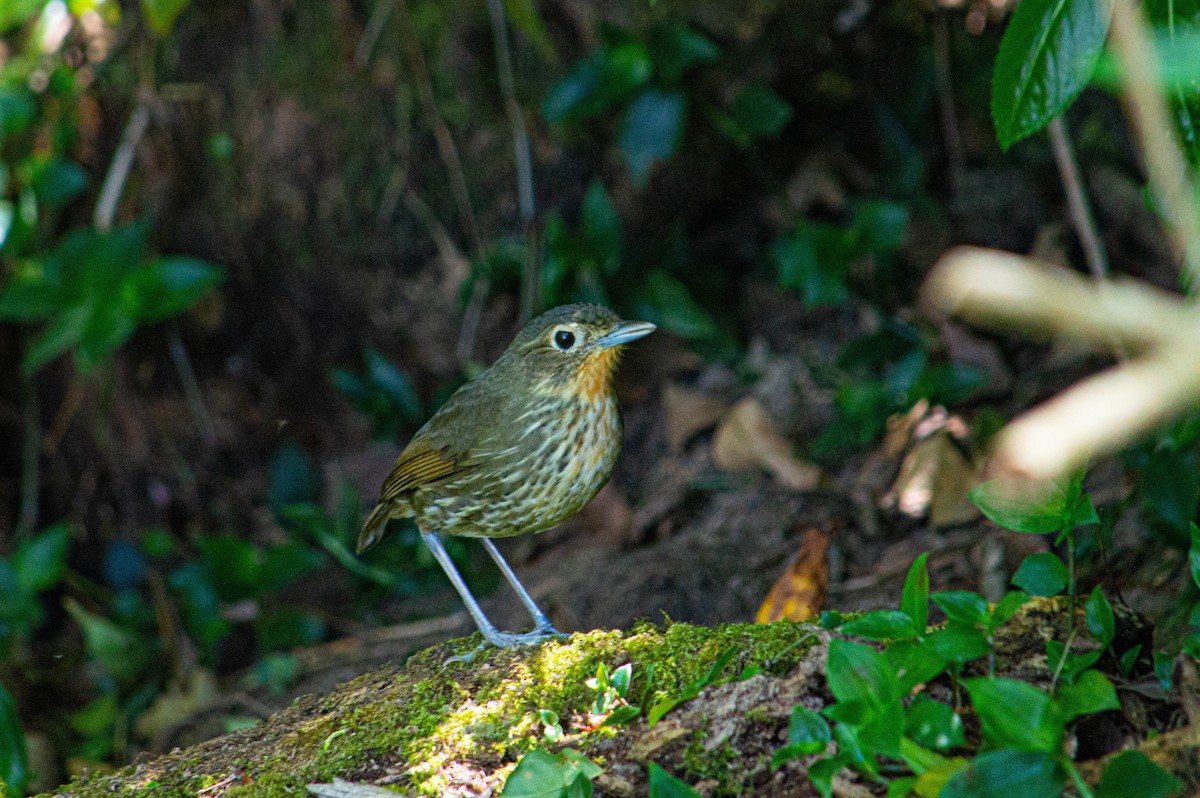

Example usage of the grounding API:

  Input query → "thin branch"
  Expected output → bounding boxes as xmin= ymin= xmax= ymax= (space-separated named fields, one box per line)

xmin=485 ymin=0 xmax=540 ymax=322
xmin=1109 ymin=0 xmax=1200 ymax=286
xmin=16 ymin=367 xmax=39 ymax=538
xmin=168 ymin=323 xmax=214 ymax=445
xmin=1047 ymin=116 xmax=1109 ymax=279
xmin=93 ymin=103 xmax=151 ymax=231
xmin=932 ymin=11 xmax=964 ymax=195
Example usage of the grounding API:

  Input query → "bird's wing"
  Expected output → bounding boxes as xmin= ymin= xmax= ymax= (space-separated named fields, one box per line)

xmin=377 ymin=434 xmax=464 ymax=501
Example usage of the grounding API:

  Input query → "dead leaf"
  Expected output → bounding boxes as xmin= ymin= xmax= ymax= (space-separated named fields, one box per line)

xmin=663 ymin=384 xmax=728 ymax=451
xmin=880 ymin=404 xmax=982 ymax=527
xmin=712 ymin=398 xmax=821 ymax=490
xmin=756 ymin=528 xmax=829 ymax=623
xmin=134 ymin=669 xmax=219 ymax=742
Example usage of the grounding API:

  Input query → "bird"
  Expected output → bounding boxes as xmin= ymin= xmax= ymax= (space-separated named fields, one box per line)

xmin=357 ymin=303 xmax=655 ymax=652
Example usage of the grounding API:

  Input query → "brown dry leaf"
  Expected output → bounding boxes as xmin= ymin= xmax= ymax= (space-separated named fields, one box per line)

xmin=756 ymin=528 xmax=829 ymax=623
xmin=882 ymin=404 xmax=982 ymax=527
xmin=663 ymin=384 xmax=728 ymax=451
xmin=712 ymin=398 xmax=821 ymax=490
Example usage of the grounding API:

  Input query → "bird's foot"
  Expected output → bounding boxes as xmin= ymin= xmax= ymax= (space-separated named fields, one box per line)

xmin=442 ymin=628 xmax=564 ymax=666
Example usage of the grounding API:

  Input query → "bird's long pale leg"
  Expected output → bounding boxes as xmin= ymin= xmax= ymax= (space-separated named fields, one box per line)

xmin=420 ymin=532 xmax=557 ymax=654
xmin=480 ymin=538 xmax=563 ymax=636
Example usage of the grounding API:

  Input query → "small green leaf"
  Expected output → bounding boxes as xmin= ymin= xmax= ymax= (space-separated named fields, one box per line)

xmin=124 ymin=257 xmax=225 ymax=322
xmin=900 ymin=553 xmax=929 ymax=635
xmin=634 ymin=271 xmax=720 ymax=341
xmin=1046 ymin=639 xmax=1103 ymax=683
xmin=965 ymin=678 xmax=1063 ymax=753
xmin=991 ymin=0 xmax=1113 ymax=149
xmin=1096 ymin=750 xmax=1185 ymax=798
xmin=1085 ymin=586 xmax=1115 ymax=647
xmin=989 ymin=591 xmax=1032 ymax=632
xmin=730 ymin=84 xmax=793 ymax=142
xmin=29 ymin=159 xmax=87 ymax=207
xmin=619 ymin=89 xmax=686 ymax=187
xmin=647 ymin=23 xmax=719 ymax=84
xmin=970 ymin=473 xmax=1082 ymax=533
xmin=905 ymin=695 xmax=965 ymax=751
xmin=1055 ymin=669 xmax=1119 ymax=721
xmin=932 ymin=591 xmax=989 ymax=628
xmin=1012 ymin=552 xmax=1068 ymax=596
xmin=12 ymin=521 xmax=71 ymax=593
xmin=1190 ymin=522 xmax=1200 ymax=589
xmin=543 ymin=42 xmax=653 ymax=125
xmin=941 ymin=750 xmax=1063 ymax=798
xmin=827 ymin=639 xmax=900 ymax=708
xmin=140 ymin=0 xmax=193 ymax=36
xmin=648 ymin=762 xmax=700 ymax=798
xmin=0 ymin=681 xmax=27 ymax=794
xmin=841 ymin=610 xmax=918 ymax=641
xmin=63 ymin=598 xmax=149 ymax=685
xmin=885 ymin=640 xmax=950 ymax=693
xmin=770 ymin=705 xmax=830 ymax=768
xmin=22 ymin=303 xmax=90 ymax=375
xmin=501 ymin=749 xmax=601 ymax=798
xmin=610 ymin=663 xmax=632 ymax=698
xmin=927 ymin=625 xmax=991 ymax=663
xmin=580 ymin=180 xmax=621 ymax=275
xmin=501 ymin=0 xmax=556 ymax=61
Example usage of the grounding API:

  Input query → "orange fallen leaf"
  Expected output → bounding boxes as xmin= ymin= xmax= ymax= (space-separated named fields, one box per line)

xmin=756 ymin=528 xmax=830 ymax=623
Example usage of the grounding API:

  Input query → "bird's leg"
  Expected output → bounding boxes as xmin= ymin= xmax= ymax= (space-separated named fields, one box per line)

xmin=480 ymin=538 xmax=563 ymax=637
xmin=420 ymin=532 xmax=554 ymax=660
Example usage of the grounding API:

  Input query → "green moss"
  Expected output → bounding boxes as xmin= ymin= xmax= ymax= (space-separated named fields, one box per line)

xmin=45 ymin=622 xmax=819 ymax=798
xmin=681 ymin=730 xmax=739 ymax=793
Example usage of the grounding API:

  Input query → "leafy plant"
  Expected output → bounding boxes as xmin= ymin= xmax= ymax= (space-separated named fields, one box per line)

xmin=0 ymin=522 xmax=71 ymax=659
xmin=499 ymin=748 xmax=601 ymax=798
xmin=332 ymin=349 xmax=423 ymax=442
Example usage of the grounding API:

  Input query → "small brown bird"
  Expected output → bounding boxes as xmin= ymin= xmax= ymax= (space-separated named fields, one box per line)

xmin=358 ymin=304 xmax=655 ymax=651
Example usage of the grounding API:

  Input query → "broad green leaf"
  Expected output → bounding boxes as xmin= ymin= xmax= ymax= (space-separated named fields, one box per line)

xmin=991 ymin=0 xmax=1113 ymax=149
xmin=647 ymin=762 xmax=700 ymax=797
xmin=29 ymin=158 xmax=87 ymax=207
xmin=22 ymin=303 xmax=90 ymax=374
xmin=619 ymin=89 xmax=686 ymax=187
xmin=543 ymin=42 xmax=653 ymax=125
xmin=0 ymin=680 xmax=27 ymax=793
xmin=0 ymin=258 xmax=68 ymax=320
xmin=63 ymin=597 xmax=149 ymax=685
xmin=904 ymin=695 xmax=964 ymax=751
xmin=140 ymin=0 xmax=191 ymax=36
xmin=885 ymin=640 xmax=949 ymax=693
xmin=900 ymin=553 xmax=929 ymax=635
xmin=769 ymin=705 xmax=830 ymax=768
xmin=927 ymin=625 xmax=991 ymax=663
xmin=989 ymin=591 xmax=1032 ymax=632
xmin=364 ymin=348 xmax=422 ymax=422
xmin=827 ymin=639 xmax=900 ymax=708
xmin=1190 ymin=522 xmax=1200 ymax=589
xmin=970 ymin=472 xmax=1082 ymax=533
xmin=1055 ymin=669 xmax=1119 ymax=721
xmin=1096 ymin=750 xmax=1185 ymax=798
xmin=633 ymin=271 xmax=720 ymax=341
xmin=841 ymin=610 xmax=918 ymax=640
xmin=647 ymin=23 xmax=719 ymax=84
xmin=965 ymin=678 xmax=1063 ymax=753
xmin=770 ymin=224 xmax=854 ymax=307
xmin=124 ymin=257 xmax=225 ymax=322
xmin=501 ymin=749 xmax=601 ymax=798
xmin=12 ymin=521 xmax=70 ymax=592
xmin=730 ymin=84 xmax=793 ymax=142
xmin=1085 ymin=586 xmax=1115 ymax=646
xmin=807 ymin=754 xmax=847 ymax=798
xmin=932 ymin=591 xmax=989 ymax=628
xmin=1046 ymin=639 xmax=1103 ymax=682
xmin=941 ymin=750 xmax=1063 ymax=798
xmin=1012 ymin=552 xmax=1068 ymax=596
xmin=74 ymin=297 xmax=137 ymax=373
xmin=1145 ymin=0 xmax=1200 ymax=169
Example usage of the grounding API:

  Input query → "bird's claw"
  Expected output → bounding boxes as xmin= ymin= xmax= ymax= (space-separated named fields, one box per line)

xmin=441 ymin=627 xmax=565 ymax=666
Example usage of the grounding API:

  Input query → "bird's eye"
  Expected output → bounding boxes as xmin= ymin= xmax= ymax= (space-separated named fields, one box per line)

xmin=553 ymin=329 xmax=576 ymax=350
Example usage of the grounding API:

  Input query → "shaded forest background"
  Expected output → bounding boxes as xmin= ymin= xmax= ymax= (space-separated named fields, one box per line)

xmin=1 ymin=0 xmax=1199 ymax=794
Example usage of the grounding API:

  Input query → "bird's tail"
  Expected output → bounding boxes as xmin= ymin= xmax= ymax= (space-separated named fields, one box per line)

xmin=357 ymin=502 xmax=394 ymax=554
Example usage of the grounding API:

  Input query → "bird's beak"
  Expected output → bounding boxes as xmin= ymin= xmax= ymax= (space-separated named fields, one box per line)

xmin=595 ymin=320 xmax=656 ymax=350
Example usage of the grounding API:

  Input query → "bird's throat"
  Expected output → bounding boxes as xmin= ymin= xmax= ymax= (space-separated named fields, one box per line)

xmin=570 ymin=346 xmax=622 ymax=402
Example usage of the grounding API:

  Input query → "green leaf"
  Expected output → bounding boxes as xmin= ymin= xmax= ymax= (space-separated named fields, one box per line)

xmin=927 ymin=625 xmax=991 ymax=663
xmin=1055 ymin=669 xmax=1119 ymax=721
xmin=140 ymin=0 xmax=192 ymax=36
xmin=841 ymin=610 xmax=918 ymax=640
xmin=1012 ymin=552 xmax=1068 ymax=596
xmin=1190 ymin=522 xmax=1200 ymax=589
xmin=989 ymin=591 xmax=1032 ymax=632
xmin=1085 ymin=586 xmax=1115 ymax=647
xmin=501 ymin=749 xmax=601 ymax=798
xmin=267 ymin=440 xmax=321 ymax=513
xmin=0 ymin=0 xmax=41 ymax=35
xmin=29 ymin=159 xmax=87 ymax=207
xmin=932 ymin=591 xmax=989 ymax=628
xmin=0 ymin=680 xmax=27 ymax=794
xmin=1046 ymin=639 xmax=1103 ymax=683
xmin=63 ymin=597 xmax=149 ymax=685
xmin=543 ymin=42 xmax=653 ymax=125
xmin=364 ymin=348 xmax=423 ymax=422
xmin=124 ymin=257 xmax=225 ymax=322
xmin=770 ymin=224 xmax=854 ymax=307
xmin=647 ymin=762 xmax=700 ymax=798
xmin=75 ymin=297 xmax=137 ymax=373
xmin=647 ymin=23 xmax=719 ymax=84
xmin=22 ymin=303 xmax=90 ymax=374
xmin=771 ymin=705 xmax=831 ymax=768
xmin=580 ymin=180 xmax=621 ymax=275
xmin=969 ymin=472 xmax=1082 ymax=533
xmin=965 ymin=678 xmax=1063 ymax=753
xmin=730 ymin=84 xmax=793 ymax=141
xmin=941 ymin=750 xmax=1063 ymax=798
xmin=904 ymin=695 xmax=965 ymax=751
xmin=619 ymin=89 xmax=686 ymax=187
xmin=12 ymin=521 xmax=71 ymax=592
xmin=991 ymin=0 xmax=1113 ymax=149
xmin=610 ymin=663 xmax=632 ymax=698
xmin=634 ymin=270 xmax=720 ymax=341
xmin=0 ymin=259 xmax=68 ymax=321
xmin=900 ymin=553 xmax=929 ymax=636
xmin=1096 ymin=750 xmax=1185 ymax=798
xmin=807 ymin=754 xmax=847 ymax=798
xmin=827 ymin=639 xmax=899 ymax=708
xmin=885 ymin=640 xmax=950 ymax=694
xmin=1145 ymin=0 xmax=1200 ymax=169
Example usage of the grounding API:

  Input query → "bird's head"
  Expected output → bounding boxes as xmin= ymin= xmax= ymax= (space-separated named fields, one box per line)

xmin=504 ymin=303 xmax=656 ymax=400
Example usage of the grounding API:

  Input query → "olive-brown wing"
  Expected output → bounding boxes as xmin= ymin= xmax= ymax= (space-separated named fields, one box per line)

xmin=377 ymin=434 xmax=464 ymax=501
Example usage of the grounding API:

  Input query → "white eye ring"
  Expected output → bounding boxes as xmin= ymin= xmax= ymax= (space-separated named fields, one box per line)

xmin=552 ymin=328 xmax=577 ymax=350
